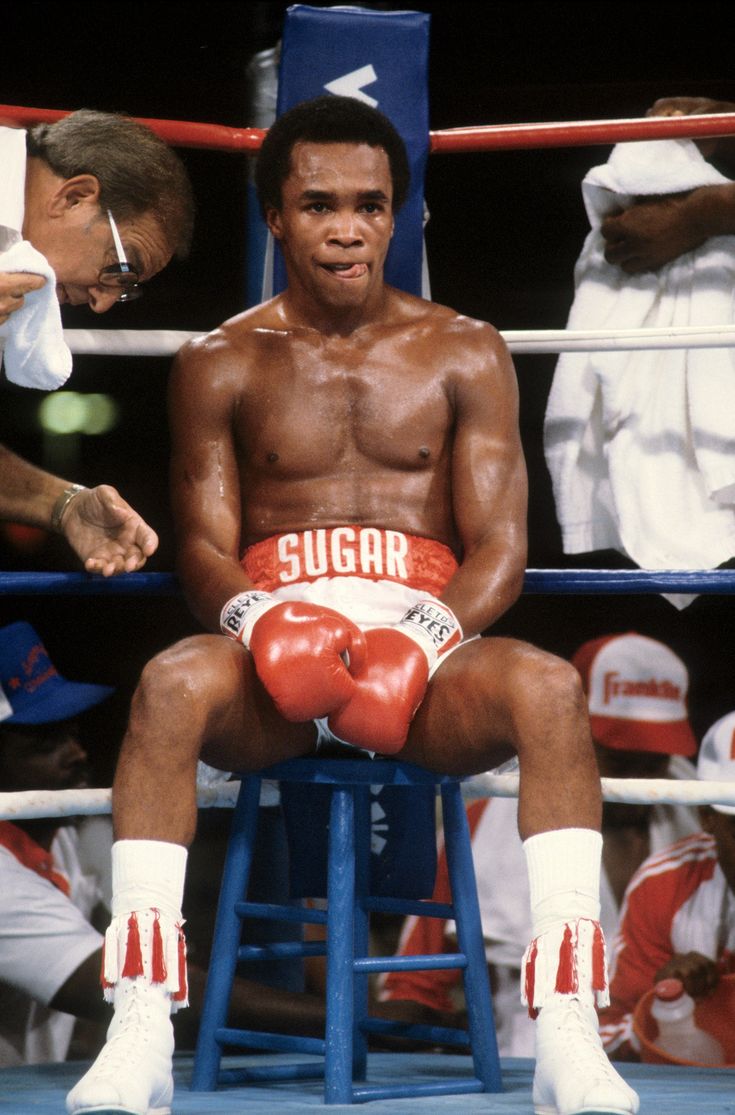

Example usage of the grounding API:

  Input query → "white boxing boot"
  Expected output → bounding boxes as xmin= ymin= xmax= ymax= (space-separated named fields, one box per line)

xmin=522 ymin=830 xmax=639 ymax=1115
xmin=525 ymin=920 xmax=639 ymax=1115
xmin=67 ymin=842 xmax=188 ymax=1115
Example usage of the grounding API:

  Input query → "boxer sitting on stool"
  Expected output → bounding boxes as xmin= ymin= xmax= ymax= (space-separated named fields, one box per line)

xmin=68 ymin=95 xmax=638 ymax=1115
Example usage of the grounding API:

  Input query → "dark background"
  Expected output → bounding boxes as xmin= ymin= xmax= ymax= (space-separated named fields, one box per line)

xmin=2 ymin=1 xmax=735 ymax=780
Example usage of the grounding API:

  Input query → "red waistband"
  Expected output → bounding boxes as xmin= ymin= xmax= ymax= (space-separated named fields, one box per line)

xmin=242 ymin=527 xmax=458 ymax=596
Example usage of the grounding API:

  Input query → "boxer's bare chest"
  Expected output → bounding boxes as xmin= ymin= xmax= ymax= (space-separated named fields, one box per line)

xmin=237 ymin=327 xmax=454 ymax=479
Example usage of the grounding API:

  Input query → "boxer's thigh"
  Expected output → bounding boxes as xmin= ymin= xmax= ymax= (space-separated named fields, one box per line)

xmin=139 ymin=633 xmax=318 ymax=771
xmin=400 ymin=635 xmax=564 ymax=775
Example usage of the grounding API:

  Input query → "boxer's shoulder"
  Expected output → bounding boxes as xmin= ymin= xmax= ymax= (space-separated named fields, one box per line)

xmin=379 ymin=289 xmax=498 ymax=350
xmin=396 ymin=293 xmax=503 ymax=348
xmin=171 ymin=302 xmax=291 ymax=400
xmin=177 ymin=298 xmax=290 ymax=361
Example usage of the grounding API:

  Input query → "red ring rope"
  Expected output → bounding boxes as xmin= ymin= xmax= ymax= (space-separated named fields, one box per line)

xmin=2 ymin=104 xmax=734 ymax=154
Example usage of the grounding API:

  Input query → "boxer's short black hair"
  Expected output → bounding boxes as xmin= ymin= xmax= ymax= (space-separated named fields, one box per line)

xmin=255 ymin=95 xmax=410 ymax=214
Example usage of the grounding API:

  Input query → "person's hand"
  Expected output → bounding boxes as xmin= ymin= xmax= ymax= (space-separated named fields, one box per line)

xmin=647 ymin=96 xmax=735 ymax=161
xmin=600 ymin=192 xmax=712 ymax=273
xmin=221 ymin=593 xmax=368 ymax=721
xmin=654 ymin=951 xmax=719 ymax=999
xmin=0 ymin=272 xmax=46 ymax=325
xmin=647 ymin=96 xmax=735 ymax=119
xmin=60 ymin=485 xmax=159 ymax=576
xmin=327 ymin=625 xmax=430 ymax=753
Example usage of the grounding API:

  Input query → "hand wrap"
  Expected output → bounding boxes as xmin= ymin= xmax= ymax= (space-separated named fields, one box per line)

xmin=220 ymin=590 xmax=278 ymax=647
xmin=389 ymin=599 xmax=462 ymax=671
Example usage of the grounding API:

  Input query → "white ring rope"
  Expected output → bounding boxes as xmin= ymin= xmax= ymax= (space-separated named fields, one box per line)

xmin=64 ymin=325 xmax=735 ymax=359
xmin=502 ymin=325 xmax=735 ymax=354
xmin=3 ymin=776 xmax=734 ymax=822
xmin=0 ymin=783 xmax=240 ymax=821
xmin=463 ymin=774 xmax=735 ymax=809
xmin=64 ymin=329 xmax=200 ymax=357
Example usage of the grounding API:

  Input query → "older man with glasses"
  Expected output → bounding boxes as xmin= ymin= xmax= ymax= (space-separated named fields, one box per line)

xmin=0 ymin=109 xmax=194 ymax=575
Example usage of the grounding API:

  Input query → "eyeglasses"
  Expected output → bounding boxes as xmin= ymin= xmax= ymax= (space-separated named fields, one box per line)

xmin=99 ymin=210 xmax=142 ymax=302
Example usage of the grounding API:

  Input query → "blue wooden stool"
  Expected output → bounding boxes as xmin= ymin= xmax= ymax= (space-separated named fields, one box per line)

xmin=191 ymin=757 xmax=502 ymax=1104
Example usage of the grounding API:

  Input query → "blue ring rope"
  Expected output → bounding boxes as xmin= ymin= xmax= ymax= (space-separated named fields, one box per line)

xmin=524 ymin=569 xmax=735 ymax=594
xmin=0 ymin=572 xmax=179 ymax=595
xmin=1 ymin=569 xmax=734 ymax=595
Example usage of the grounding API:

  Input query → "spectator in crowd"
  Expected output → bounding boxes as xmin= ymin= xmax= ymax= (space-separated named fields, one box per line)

xmin=0 ymin=621 xmax=329 ymax=1065
xmin=0 ymin=620 xmax=115 ymax=1065
xmin=380 ymin=632 xmax=700 ymax=1056
xmin=599 ymin=708 xmax=735 ymax=1060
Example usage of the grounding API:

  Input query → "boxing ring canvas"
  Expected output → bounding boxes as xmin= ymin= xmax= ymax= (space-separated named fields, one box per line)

xmin=0 ymin=1055 xmax=733 ymax=1113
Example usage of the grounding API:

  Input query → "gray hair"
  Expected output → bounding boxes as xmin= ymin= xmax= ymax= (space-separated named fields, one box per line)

xmin=27 ymin=109 xmax=195 ymax=258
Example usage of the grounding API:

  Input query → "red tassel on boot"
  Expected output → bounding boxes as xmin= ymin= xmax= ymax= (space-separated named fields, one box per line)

xmin=151 ymin=910 xmax=167 ymax=985
xmin=172 ymin=925 xmax=188 ymax=1004
xmin=592 ymin=921 xmax=607 ymax=993
xmin=524 ymin=938 xmax=539 ymax=1019
xmin=121 ymin=912 xmax=144 ymax=979
xmin=554 ymin=923 xmax=578 ymax=995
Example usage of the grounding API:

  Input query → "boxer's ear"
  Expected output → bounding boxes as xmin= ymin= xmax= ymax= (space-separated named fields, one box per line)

xmin=266 ymin=207 xmax=283 ymax=240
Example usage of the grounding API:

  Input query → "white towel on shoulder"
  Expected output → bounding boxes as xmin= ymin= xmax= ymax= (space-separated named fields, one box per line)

xmin=0 ymin=239 xmax=72 ymax=390
xmin=544 ymin=139 xmax=735 ymax=607
xmin=0 ymin=125 xmax=27 ymax=250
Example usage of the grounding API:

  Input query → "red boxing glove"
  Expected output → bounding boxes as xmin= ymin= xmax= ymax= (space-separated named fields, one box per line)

xmin=328 ymin=599 xmax=462 ymax=755
xmin=327 ymin=627 xmax=428 ymax=754
xmin=221 ymin=591 xmax=367 ymax=721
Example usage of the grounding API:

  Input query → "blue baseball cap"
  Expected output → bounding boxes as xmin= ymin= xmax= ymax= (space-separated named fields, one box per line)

xmin=0 ymin=621 xmax=113 ymax=725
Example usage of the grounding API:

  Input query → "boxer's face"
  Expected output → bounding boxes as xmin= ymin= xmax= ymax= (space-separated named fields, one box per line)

xmin=267 ymin=141 xmax=395 ymax=312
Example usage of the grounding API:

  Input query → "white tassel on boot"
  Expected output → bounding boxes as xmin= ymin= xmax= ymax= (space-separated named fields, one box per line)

xmin=66 ymin=841 xmax=188 ymax=1115
xmin=522 ymin=829 xmax=639 ymax=1115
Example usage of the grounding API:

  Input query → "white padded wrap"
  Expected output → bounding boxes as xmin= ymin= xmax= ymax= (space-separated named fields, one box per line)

xmin=220 ymin=590 xmax=277 ymax=646
xmin=111 ymin=839 xmax=187 ymax=922
xmin=524 ymin=828 xmax=601 ymax=937
xmin=395 ymin=599 xmax=462 ymax=670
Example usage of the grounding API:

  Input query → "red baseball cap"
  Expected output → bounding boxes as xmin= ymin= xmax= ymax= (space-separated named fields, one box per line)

xmin=572 ymin=632 xmax=697 ymax=757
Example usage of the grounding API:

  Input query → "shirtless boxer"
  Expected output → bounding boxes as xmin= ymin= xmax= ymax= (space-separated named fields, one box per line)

xmin=67 ymin=96 xmax=639 ymax=1115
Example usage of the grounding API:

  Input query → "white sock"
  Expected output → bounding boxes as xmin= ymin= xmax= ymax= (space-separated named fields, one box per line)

xmin=523 ymin=827 xmax=601 ymax=938
xmin=111 ymin=839 xmax=187 ymax=921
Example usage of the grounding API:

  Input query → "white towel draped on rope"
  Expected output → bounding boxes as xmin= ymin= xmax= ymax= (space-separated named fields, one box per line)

xmin=544 ymin=139 xmax=735 ymax=608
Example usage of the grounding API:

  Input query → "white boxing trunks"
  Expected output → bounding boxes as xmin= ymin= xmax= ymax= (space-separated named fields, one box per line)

xmin=241 ymin=526 xmax=470 ymax=752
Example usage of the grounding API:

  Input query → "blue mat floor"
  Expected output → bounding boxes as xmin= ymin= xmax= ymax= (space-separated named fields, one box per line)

xmin=0 ymin=1054 xmax=731 ymax=1114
